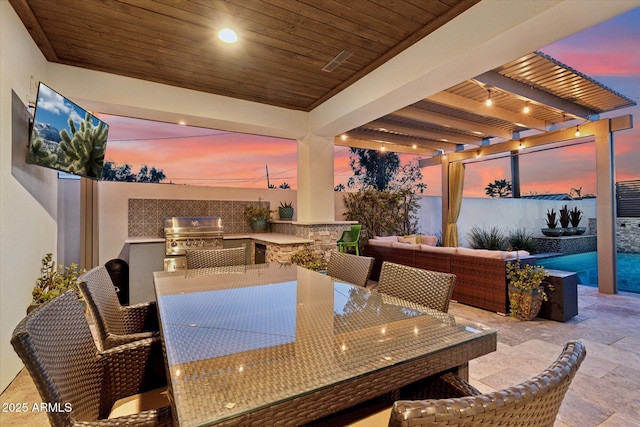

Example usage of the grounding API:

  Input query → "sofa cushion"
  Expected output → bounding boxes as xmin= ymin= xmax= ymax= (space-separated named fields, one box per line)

xmin=418 ymin=235 xmax=438 ymax=246
xmin=456 ymin=247 xmax=504 ymax=259
xmin=368 ymin=239 xmax=393 ymax=247
xmin=399 ymin=235 xmax=417 ymax=244
xmin=373 ymin=236 xmax=399 ymax=242
xmin=420 ymin=245 xmax=457 ymax=254
xmin=391 ymin=242 xmax=421 ymax=250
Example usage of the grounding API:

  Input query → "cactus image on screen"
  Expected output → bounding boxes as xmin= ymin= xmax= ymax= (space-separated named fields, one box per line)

xmin=58 ymin=113 xmax=108 ymax=178
xmin=27 ymin=82 xmax=109 ymax=179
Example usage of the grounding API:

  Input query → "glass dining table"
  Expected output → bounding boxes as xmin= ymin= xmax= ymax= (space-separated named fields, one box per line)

xmin=153 ymin=263 xmax=497 ymax=427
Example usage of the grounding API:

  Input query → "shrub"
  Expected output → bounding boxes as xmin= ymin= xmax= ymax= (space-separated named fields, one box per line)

xmin=506 ymin=228 xmax=537 ymax=253
xmin=290 ymin=248 xmax=327 ymax=271
xmin=342 ymin=188 xmax=420 ymax=246
xmin=466 ymin=226 xmax=507 ymax=250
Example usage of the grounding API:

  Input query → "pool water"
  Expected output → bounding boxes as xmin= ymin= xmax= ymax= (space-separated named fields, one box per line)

xmin=537 ymin=251 xmax=640 ymax=294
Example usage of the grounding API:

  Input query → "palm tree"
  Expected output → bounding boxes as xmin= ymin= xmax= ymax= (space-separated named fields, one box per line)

xmin=485 ymin=179 xmax=512 ymax=198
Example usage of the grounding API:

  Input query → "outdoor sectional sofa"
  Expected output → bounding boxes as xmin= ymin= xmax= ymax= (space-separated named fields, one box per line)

xmin=364 ymin=236 xmax=533 ymax=314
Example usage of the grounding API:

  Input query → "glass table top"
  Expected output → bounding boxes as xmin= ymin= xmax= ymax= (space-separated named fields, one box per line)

xmin=154 ymin=263 xmax=496 ymax=427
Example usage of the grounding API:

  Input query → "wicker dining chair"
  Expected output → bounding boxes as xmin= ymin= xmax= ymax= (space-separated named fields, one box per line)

xmin=309 ymin=341 xmax=585 ymax=427
xmin=390 ymin=340 xmax=586 ymax=427
xmin=185 ymin=246 xmax=246 ymax=269
xmin=327 ymin=251 xmax=375 ymax=287
xmin=11 ymin=290 xmax=172 ymax=427
xmin=378 ymin=261 xmax=456 ymax=312
xmin=79 ymin=265 xmax=159 ymax=350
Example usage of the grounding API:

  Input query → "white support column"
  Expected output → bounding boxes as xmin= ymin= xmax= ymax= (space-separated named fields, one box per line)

xmin=595 ymin=119 xmax=617 ymax=294
xmin=297 ymin=134 xmax=335 ymax=222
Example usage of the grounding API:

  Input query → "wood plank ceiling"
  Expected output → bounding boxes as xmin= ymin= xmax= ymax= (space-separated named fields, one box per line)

xmin=9 ymin=0 xmax=479 ymax=111
xmin=10 ymin=0 xmax=635 ymax=159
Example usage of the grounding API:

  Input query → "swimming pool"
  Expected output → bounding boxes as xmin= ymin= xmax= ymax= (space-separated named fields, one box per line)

xmin=537 ymin=251 xmax=640 ymax=294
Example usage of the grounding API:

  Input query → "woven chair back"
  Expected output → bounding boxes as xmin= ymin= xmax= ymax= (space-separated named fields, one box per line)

xmin=11 ymin=291 xmax=102 ymax=426
xmin=186 ymin=247 xmax=245 ymax=269
xmin=327 ymin=251 xmax=374 ymax=287
xmin=79 ymin=265 xmax=128 ymax=344
xmin=391 ymin=340 xmax=587 ymax=427
xmin=378 ymin=261 xmax=456 ymax=312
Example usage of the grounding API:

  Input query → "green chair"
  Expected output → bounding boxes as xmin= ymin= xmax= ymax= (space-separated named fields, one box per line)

xmin=337 ymin=224 xmax=361 ymax=256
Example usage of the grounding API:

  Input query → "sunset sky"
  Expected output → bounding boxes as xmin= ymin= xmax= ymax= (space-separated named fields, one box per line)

xmin=100 ymin=7 xmax=639 ymax=197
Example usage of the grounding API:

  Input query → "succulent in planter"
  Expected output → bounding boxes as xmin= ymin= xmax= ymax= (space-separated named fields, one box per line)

xmin=569 ymin=206 xmax=586 ymax=235
xmin=278 ymin=201 xmax=294 ymax=220
xmin=559 ymin=205 xmax=575 ymax=235
xmin=545 ymin=209 xmax=558 ymax=229
xmin=30 ymin=253 xmax=86 ymax=311
xmin=541 ymin=209 xmax=563 ymax=237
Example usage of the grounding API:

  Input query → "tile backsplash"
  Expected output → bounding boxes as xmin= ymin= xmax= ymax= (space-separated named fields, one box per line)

xmin=128 ymin=198 xmax=270 ymax=237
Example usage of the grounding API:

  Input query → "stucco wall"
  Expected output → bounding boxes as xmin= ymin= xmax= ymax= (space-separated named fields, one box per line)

xmin=0 ymin=4 xmax=56 ymax=391
xmin=417 ymin=196 xmax=597 ymax=248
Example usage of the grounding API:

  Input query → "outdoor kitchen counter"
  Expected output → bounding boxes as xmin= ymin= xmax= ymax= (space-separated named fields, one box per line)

xmin=122 ymin=234 xmax=314 ymax=304
xmin=224 ymin=233 xmax=313 ymax=245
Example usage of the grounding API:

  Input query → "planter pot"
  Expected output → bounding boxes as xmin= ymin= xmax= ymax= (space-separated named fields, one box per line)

xmin=573 ymin=227 xmax=586 ymax=235
xmin=278 ymin=207 xmax=294 ymax=220
xmin=508 ymin=285 xmax=543 ymax=321
xmin=561 ymin=227 xmax=576 ymax=236
xmin=541 ymin=228 xmax=563 ymax=237
xmin=250 ymin=218 xmax=268 ymax=232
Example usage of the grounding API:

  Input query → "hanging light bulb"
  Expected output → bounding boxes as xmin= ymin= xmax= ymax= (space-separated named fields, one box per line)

xmin=485 ymin=88 xmax=492 ymax=106
xmin=523 ymin=102 xmax=530 ymax=114
xmin=485 ymin=95 xmax=492 ymax=107
xmin=380 ymin=145 xmax=386 ymax=152
xmin=575 ymin=126 xmax=581 ymax=137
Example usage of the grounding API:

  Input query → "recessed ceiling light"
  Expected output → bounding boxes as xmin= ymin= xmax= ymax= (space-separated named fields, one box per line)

xmin=218 ymin=28 xmax=238 ymax=43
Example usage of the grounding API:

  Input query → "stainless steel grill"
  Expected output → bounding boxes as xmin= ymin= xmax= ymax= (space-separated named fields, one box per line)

xmin=164 ymin=216 xmax=223 ymax=270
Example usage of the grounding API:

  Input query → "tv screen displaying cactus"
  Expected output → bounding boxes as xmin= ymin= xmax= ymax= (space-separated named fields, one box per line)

xmin=27 ymin=82 xmax=109 ymax=180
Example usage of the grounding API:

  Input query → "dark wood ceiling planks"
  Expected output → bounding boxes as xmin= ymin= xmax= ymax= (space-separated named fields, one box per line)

xmin=9 ymin=0 xmax=479 ymax=111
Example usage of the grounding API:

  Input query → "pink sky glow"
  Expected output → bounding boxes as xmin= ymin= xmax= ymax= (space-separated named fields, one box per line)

xmin=100 ymin=8 xmax=639 ymax=197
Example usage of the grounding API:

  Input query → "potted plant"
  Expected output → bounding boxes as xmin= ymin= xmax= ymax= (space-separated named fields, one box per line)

xmin=541 ymin=208 xmax=562 ymax=237
xmin=569 ymin=206 xmax=585 ymax=235
xmin=29 ymin=253 xmax=86 ymax=313
xmin=559 ymin=205 xmax=575 ymax=235
xmin=278 ymin=201 xmax=294 ymax=220
xmin=506 ymin=259 xmax=551 ymax=320
xmin=243 ymin=203 xmax=272 ymax=232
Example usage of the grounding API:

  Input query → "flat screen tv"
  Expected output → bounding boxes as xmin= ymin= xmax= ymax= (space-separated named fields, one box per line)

xmin=27 ymin=82 xmax=109 ymax=180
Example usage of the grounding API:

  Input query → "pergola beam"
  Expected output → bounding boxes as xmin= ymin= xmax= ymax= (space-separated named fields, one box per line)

xmin=428 ymin=91 xmax=548 ymax=131
xmin=391 ymin=107 xmax=513 ymax=140
xmin=475 ymin=71 xmax=592 ymax=119
xmin=363 ymin=119 xmax=481 ymax=146
xmin=418 ymin=116 xmax=632 ymax=167
xmin=335 ymin=136 xmax=437 ymax=156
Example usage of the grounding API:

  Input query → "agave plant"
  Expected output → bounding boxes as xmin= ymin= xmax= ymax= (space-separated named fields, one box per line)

xmin=559 ymin=205 xmax=570 ymax=229
xmin=569 ymin=206 xmax=583 ymax=227
xmin=545 ymin=209 xmax=558 ymax=229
